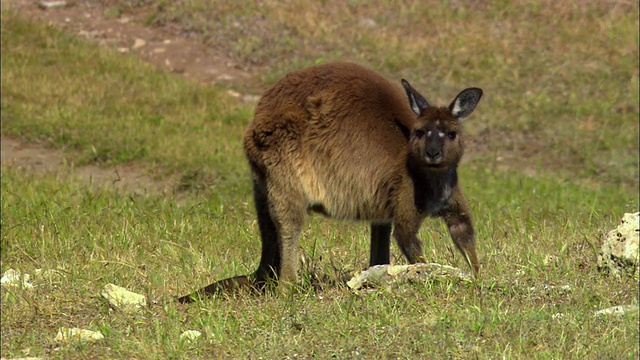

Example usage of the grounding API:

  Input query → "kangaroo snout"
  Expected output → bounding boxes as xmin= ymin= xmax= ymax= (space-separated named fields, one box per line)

xmin=425 ymin=145 xmax=442 ymax=162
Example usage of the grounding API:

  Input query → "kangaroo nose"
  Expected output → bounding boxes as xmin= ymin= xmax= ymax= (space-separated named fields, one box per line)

xmin=426 ymin=149 xmax=441 ymax=159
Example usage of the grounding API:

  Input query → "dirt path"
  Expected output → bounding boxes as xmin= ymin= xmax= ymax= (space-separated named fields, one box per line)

xmin=1 ymin=137 xmax=175 ymax=195
xmin=6 ymin=0 xmax=256 ymax=85
xmin=1 ymin=0 xmax=261 ymax=194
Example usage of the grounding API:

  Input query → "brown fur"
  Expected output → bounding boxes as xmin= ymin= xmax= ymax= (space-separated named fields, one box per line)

xmin=178 ymin=62 xmax=483 ymax=303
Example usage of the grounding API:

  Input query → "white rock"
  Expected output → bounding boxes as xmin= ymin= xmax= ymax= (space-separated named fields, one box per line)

xmin=347 ymin=263 xmax=472 ymax=290
xmin=216 ymin=74 xmax=235 ymax=81
xmin=132 ymin=38 xmax=146 ymax=50
xmin=598 ymin=212 xmax=639 ymax=277
xmin=1 ymin=269 xmax=34 ymax=290
xmin=359 ymin=18 xmax=377 ymax=27
xmin=180 ymin=330 xmax=202 ymax=342
xmin=387 ymin=264 xmax=412 ymax=276
xmin=593 ymin=305 xmax=638 ymax=317
xmin=101 ymin=283 xmax=147 ymax=312
xmin=38 ymin=1 xmax=66 ymax=9
xmin=242 ymin=94 xmax=261 ymax=104
xmin=54 ymin=327 xmax=104 ymax=343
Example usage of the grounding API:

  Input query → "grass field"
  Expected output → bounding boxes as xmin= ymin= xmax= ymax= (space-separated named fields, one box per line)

xmin=1 ymin=1 xmax=639 ymax=359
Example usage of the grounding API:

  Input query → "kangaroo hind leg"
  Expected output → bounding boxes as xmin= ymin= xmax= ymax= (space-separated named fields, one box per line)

xmin=264 ymin=174 xmax=307 ymax=288
xmin=369 ymin=222 xmax=392 ymax=266
xmin=252 ymin=179 xmax=282 ymax=290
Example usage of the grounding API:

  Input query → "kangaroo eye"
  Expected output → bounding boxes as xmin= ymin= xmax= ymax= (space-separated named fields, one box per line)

xmin=447 ymin=131 xmax=457 ymax=140
xmin=414 ymin=129 xmax=425 ymax=138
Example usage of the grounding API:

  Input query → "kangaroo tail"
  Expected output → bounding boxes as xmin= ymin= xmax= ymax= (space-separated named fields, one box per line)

xmin=177 ymin=275 xmax=255 ymax=303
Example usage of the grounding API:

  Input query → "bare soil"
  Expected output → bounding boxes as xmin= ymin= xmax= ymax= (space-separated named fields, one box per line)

xmin=1 ymin=136 xmax=174 ymax=195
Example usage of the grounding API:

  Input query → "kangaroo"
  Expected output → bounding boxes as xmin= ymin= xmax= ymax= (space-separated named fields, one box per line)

xmin=178 ymin=62 xmax=482 ymax=303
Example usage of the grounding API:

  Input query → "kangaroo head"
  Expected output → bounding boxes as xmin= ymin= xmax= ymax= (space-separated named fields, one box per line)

xmin=401 ymin=80 xmax=483 ymax=170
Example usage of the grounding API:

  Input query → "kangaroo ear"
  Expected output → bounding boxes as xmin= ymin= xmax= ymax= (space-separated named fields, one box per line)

xmin=401 ymin=79 xmax=430 ymax=116
xmin=449 ymin=88 xmax=483 ymax=120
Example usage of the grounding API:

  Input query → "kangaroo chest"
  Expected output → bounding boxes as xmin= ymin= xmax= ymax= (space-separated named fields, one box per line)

xmin=412 ymin=171 xmax=457 ymax=216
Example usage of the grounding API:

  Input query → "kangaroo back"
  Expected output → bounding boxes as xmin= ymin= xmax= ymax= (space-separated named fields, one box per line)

xmin=245 ymin=62 xmax=416 ymax=221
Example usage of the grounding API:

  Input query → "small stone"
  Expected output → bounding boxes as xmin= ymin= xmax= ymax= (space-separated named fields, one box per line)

xmin=78 ymin=30 xmax=103 ymax=40
xmin=54 ymin=327 xmax=104 ymax=343
xmin=227 ymin=90 xmax=241 ymax=98
xmin=216 ymin=74 xmax=234 ymax=81
xmin=593 ymin=305 xmax=638 ymax=317
xmin=242 ymin=94 xmax=261 ymax=104
xmin=347 ymin=265 xmax=388 ymax=290
xmin=1 ymin=269 xmax=34 ymax=290
xmin=528 ymin=284 xmax=572 ymax=294
xmin=347 ymin=263 xmax=472 ymax=291
xmin=387 ymin=264 xmax=411 ymax=276
xmin=543 ymin=255 xmax=559 ymax=266
xmin=597 ymin=212 xmax=639 ymax=278
xmin=101 ymin=283 xmax=147 ymax=312
xmin=180 ymin=330 xmax=202 ymax=342
xmin=38 ymin=1 xmax=67 ymax=9
xmin=359 ymin=18 xmax=377 ymax=27
xmin=132 ymin=38 xmax=146 ymax=50
xmin=153 ymin=48 xmax=166 ymax=54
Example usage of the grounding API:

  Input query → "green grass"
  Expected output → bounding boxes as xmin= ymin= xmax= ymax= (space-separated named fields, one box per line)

xmin=1 ymin=3 xmax=639 ymax=359
xmin=2 ymin=161 xmax=637 ymax=359
xmin=1 ymin=9 xmax=251 ymax=188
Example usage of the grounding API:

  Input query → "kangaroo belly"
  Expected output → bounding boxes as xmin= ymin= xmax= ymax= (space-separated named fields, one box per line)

xmin=298 ymin=164 xmax=398 ymax=221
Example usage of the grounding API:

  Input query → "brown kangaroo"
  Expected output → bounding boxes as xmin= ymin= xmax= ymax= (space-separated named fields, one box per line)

xmin=178 ymin=62 xmax=482 ymax=303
